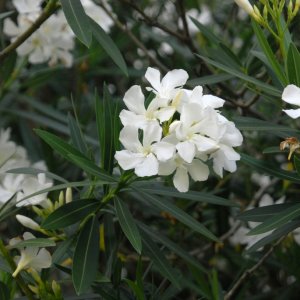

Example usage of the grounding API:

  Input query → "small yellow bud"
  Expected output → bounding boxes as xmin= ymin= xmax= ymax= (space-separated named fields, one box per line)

xmin=58 ymin=191 xmax=64 ymax=205
xmin=66 ymin=187 xmax=72 ymax=203
xmin=16 ymin=215 xmax=40 ymax=231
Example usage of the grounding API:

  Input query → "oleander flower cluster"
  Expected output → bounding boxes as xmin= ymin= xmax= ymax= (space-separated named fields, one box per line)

xmin=115 ymin=67 xmax=243 ymax=192
xmin=0 ymin=128 xmax=53 ymax=207
xmin=3 ymin=0 xmax=113 ymax=67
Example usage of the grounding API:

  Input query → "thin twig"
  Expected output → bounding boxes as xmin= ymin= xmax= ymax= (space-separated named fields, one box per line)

xmin=98 ymin=0 xmax=168 ymax=72
xmin=224 ymin=236 xmax=285 ymax=300
xmin=0 ymin=0 xmax=58 ymax=64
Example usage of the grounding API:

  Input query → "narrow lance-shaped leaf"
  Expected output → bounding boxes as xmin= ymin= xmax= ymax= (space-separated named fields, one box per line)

xmin=11 ymin=238 xmax=56 ymax=249
xmin=68 ymin=113 xmax=89 ymax=156
xmin=248 ymin=204 xmax=300 ymax=235
xmin=241 ymin=153 xmax=300 ymax=184
xmin=89 ymin=17 xmax=128 ymax=76
xmin=135 ymin=190 xmax=218 ymax=242
xmin=246 ymin=220 xmax=300 ymax=253
xmin=114 ymin=197 xmax=142 ymax=254
xmin=42 ymin=199 xmax=100 ymax=230
xmin=294 ymin=155 xmax=300 ymax=176
xmin=252 ymin=21 xmax=287 ymax=86
xmin=196 ymin=54 xmax=281 ymax=97
xmin=141 ymin=231 xmax=181 ymax=289
xmin=72 ymin=215 xmax=100 ymax=295
xmin=286 ymin=43 xmax=300 ymax=86
xmin=60 ymin=0 xmax=92 ymax=47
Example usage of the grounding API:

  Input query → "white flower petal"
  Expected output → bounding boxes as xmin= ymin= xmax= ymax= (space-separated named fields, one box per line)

xmin=201 ymin=94 xmax=225 ymax=108
xmin=30 ymin=248 xmax=52 ymax=270
xmin=145 ymin=67 xmax=161 ymax=92
xmin=152 ymin=141 xmax=175 ymax=161
xmin=142 ymin=123 xmax=162 ymax=147
xmin=176 ymin=141 xmax=196 ymax=163
xmin=161 ymin=69 xmax=188 ymax=91
xmin=3 ymin=19 xmax=20 ymax=36
xmin=173 ymin=166 xmax=189 ymax=192
xmin=158 ymin=159 xmax=177 ymax=175
xmin=119 ymin=109 xmax=147 ymax=128
xmin=134 ymin=154 xmax=158 ymax=177
xmin=115 ymin=150 xmax=144 ymax=170
xmin=155 ymin=106 xmax=176 ymax=122
xmin=192 ymin=135 xmax=219 ymax=153
xmin=119 ymin=126 xmax=142 ymax=152
xmin=188 ymin=159 xmax=209 ymax=182
xmin=282 ymin=84 xmax=300 ymax=106
xmin=283 ymin=108 xmax=300 ymax=119
xmin=123 ymin=85 xmax=146 ymax=115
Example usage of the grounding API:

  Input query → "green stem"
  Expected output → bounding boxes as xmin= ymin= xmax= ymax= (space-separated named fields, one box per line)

xmin=0 ymin=239 xmax=35 ymax=300
xmin=0 ymin=0 xmax=59 ymax=64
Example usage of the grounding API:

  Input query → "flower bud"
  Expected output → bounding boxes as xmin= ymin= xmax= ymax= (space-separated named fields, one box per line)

xmin=58 ymin=191 xmax=64 ymax=206
xmin=66 ymin=187 xmax=72 ymax=203
xmin=234 ymin=0 xmax=254 ymax=16
xmin=16 ymin=215 xmax=40 ymax=231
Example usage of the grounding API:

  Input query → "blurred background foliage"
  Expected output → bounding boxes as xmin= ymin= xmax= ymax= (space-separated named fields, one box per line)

xmin=1 ymin=0 xmax=300 ymax=299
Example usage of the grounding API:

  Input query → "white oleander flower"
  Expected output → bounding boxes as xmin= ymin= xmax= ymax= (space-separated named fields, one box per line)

xmin=158 ymin=154 xmax=209 ymax=193
xmin=115 ymin=123 xmax=175 ymax=177
xmin=0 ymin=173 xmax=25 ymax=204
xmin=116 ymin=67 xmax=243 ymax=192
xmin=4 ymin=6 xmax=74 ymax=67
xmin=168 ymin=103 xmax=220 ymax=163
xmin=282 ymin=84 xmax=300 ymax=119
xmin=210 ymin=115 xmax=243 ymax=177
xmin=16 ymin=173 xmax=53 ymax=207
xmin=145 ymin=67 xmax=189 ymax=102
xmin=10 ymin=232 xmax=52 ymax=277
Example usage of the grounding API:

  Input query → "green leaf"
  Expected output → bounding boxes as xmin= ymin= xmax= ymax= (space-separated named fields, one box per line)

xmin=187 ymin=74 xmax=234 ymax=87
xmin=7 ymin=167 xmax=68 ymax=183
xmin=68 ymin=113 xmax=88 ymax=156
xmin=34 ymin=129 xmax=84 ymax=162
xmin=11 ymin=238 xmax=56 ymax=249
xmin=0 ymin=256 xmax=11 ymax=273
xmin=52 ymin=238 xmax=75 ymax=264
xmin=89 ymin=18 xmax=128 ymax=76
xmin=238 ymin=203 xmax=295 ymax=222
xmin=73 ymin=215 xmax=100 ymax=295
xmin=234 ymin=117 xmax=300 ymax=137
xmin=68 ymin=154 xmax=117 ymax=183
xmin=135 ymin=190 xmax=218 ymax=242
xmin=252 ymin=21 xmax=286 ymax=85
xmin=246 ymin=220 xmax=300 ymax=253
xmin=0 ymin=282 xmax=10 ymax=300
xmin=60 ymin=0 xmax=92 ymax=47
xmin=248 ymin=204 xmax=300 ymax=235
xmin=141 ymin=232 xmax=181 ymax=289
xmin=241 ymin=153 xmax=300 ymax=184
xmin=196 ymin=54 xmax=281 ymax=97
xmin=42 ymin=199 xmax=99 ymax=230
xmin=286 ymin=43 xmax=300 ymax=86
xmin=124 ymin=279 xmax=145 ymax=300
xmin=294 ymin=155 xmax=300 ymax=176
xmin=190 ymin=17 xmax=220 ymax=44
xmin=138 ymin=223 xmax=206 ymax=273
xmin=137 ymin=185 xmax=238 ymax=207
xmin=114 ymin=197 xmax=142 ymax=254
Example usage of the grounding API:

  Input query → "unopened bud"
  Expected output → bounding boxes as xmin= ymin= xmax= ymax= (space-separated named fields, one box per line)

xmin=52 ymin=280 xmax=62 ymax=298
xmin=16 ymin=215 xmax=40 ymax=231
xmin=234 ymin=0 xmax=255 ymax=16
xmin=58 ymin=191 xmax=64 ymax=206
xmin=66 ymin=187 xmax=72 ymax=203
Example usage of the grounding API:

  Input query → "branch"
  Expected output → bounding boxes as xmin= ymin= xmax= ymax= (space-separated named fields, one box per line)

xmin=224 ymin=236 xmax=285 ymax=300
xmin=0 ymin=0 xmax=58 ymax=64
